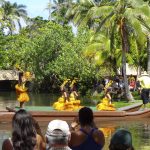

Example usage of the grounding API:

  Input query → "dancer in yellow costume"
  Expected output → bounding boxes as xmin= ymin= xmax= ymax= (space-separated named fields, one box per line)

xmin=15 ymin=65 xmax=32 ymax=108
xmin=97 ymin=80 xmax=116 ymax=111
xmin=69 ymin=78 xmax=81 ymax=110
xmin=53 ymin=78 xmax=82 ymax=111
xmin=53 ymin=79 xmax=70 ymax=110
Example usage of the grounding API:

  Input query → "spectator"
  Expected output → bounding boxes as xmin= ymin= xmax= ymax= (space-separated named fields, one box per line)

xmin=2 ymin=109 xmax=37 ymax=150
xmin=137 ymin=71 xmax=150 ymax=110
xmin=45 ymin=119 xmax=71 ymax=150
xmin=109 ymin=129 xmax=134 ymax=150
xmin=69 ymin=107 xmax=105 ymax=150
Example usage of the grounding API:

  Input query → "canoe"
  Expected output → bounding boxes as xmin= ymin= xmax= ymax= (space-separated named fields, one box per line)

xmin=117 ymin=102 xmax=142 ymax=112
xmin=0 ymin=103 xmax=149 ymax=123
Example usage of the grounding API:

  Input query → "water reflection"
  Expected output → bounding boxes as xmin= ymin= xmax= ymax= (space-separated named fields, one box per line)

xmin=99 ymin=127 xmax=115 ymax=138
xmin=1 ymin=120 xmax=150 ymax=150
xmin=0 ymin=91 xmax=59 ymax=109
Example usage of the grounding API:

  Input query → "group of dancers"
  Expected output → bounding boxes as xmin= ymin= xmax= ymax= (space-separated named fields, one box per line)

xmin=53 ymin=78 xmax=116 ymax=111
xmin=53 ymin=78 xmax=82 ymax=111
xmin=14 ymin=64 xmax=116 ymax=111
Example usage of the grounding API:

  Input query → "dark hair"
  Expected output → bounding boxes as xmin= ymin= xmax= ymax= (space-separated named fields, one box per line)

xmin=109 ymin=129 xmax=134 ymax=150
xmin=12 ymin=109 xmax=36 ymax=150
xmin=78 ymin=107 xmax=94 ymax=126
xmin=33 ymin=118 xmax=45 ymax=142
xmin=18 ymin=72 xmax=24 ymax=85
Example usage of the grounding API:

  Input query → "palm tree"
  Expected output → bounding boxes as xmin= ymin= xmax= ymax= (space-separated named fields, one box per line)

xmin=142 ymin=0 xmax=150 ymax=74
xmin=66 ymin=0 xmax=100 ymax=29
xmin=46 ymin=0 xmax=72 ymax=24
xmin=1 ymin=1 xmax=27 ymax=34
xmin=67 ymin=0 xmax=150 ymax=101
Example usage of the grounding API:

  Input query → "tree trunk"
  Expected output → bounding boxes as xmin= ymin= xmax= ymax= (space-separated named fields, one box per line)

xmin=120 ymin=18 xmax=134 ymax=102
xmin=147 ymin=35 xmax=150 ymax=75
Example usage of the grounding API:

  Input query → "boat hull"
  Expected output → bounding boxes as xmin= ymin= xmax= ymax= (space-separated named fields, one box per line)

xmin=0 ymin=108 xmax=150 ymax=123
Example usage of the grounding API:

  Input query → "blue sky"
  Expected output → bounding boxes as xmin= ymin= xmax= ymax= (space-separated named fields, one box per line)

xmin=8 ymin=0 xmax=77 ymax=34
xmin=9 ymin=0 xmax=49 ymax=19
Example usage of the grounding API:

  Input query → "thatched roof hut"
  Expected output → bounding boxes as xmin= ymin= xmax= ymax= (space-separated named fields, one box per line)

xmin=0 ymin=70 xmax=19 ymax=80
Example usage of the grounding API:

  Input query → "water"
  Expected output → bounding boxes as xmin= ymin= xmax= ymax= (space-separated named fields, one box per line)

xmin=0 ymin=119 xmax=150 ymax=150
xmin=0 ymin=91 xmax=59 ymax=109
xmin=0 ymin=92 xmax=150 ymax=150
xmin=100 ymin=120 xmax=150 ymax=150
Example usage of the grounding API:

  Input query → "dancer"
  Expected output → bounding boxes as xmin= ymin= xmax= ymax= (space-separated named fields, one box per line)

xmin=60 ymin=79 xmax=70 ymax=102
xmin=69 ymin=78 xmax=81 ymax=110
xmin=53 ymin=78 xmax=82 ymax=111
xmin=53 ymin=79 xmax=70 ymax=110
xmin=69 ymin=78 xmax=79 ymax=101
xmin=15 ymin=65 xmax=32 ymax=108
xmin=96 ymin=80 xmax=116 ymax=111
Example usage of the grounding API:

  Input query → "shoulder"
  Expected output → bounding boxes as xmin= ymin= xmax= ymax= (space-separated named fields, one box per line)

xmin=69 ymin=130 xmax=85 ymax=147
xmin=36 ymin=134 xmax=46 ymax=150
xmin=70 ymin=130 xmax=81 ymax=138
xmin=92 ymin=129 xmax=105 ymax=147
xmin=2 ymin=139 xmax=13 ymax=150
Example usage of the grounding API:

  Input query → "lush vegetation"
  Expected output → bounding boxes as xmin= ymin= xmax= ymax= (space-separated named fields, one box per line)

xmin=0 ymin=0 xmax=150 ymax=100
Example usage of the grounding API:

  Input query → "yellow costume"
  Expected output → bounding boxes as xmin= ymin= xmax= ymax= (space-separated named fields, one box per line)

xmin=96 ymin=97 xmax=116 ymax=111
xmin=15 ymin=83 xmax=29 ymax=102
xmin=14 ymin=64 xmax=32 ymax=108
xmin=53 ymin=96 xmax=82 ymax=111
xmin=15 ymin=65 xmax=32 ymax=103
xmin=97 ymin=80 xmax=116 ymax=111
xmin=53 ymin=79 xmax=82 ymax=111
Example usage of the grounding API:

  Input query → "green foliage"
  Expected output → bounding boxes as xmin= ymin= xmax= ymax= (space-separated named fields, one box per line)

xmin=0 ymin=0 xmax=150 ymax=95
xmin=0 ymin=21 xmax=106 ymax=92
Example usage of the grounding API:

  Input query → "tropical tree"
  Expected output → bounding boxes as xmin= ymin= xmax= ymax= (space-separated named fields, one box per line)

xmin=67 ymin=0 xmax=150 ymax=101
xmin=1 ymin=1 xmax=27 ymax=34
xmin=46 ymin=0 xmax=73 ymax=24
xmin=142 ymin=0 xmax=150 ymax=74
xmin=66 ymin=0 xmax=99 ymax=29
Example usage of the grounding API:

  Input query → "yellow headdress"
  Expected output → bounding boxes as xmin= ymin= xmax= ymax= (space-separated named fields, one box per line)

xmin=15 ymin=64 xmax=24 ymax=72
xmin=60 ymin=79 xmax=70 ymax=88
xmin=70 ymin=78 xmax=78 ymax=88
xmin=104 ymin=80 xmax=113 ymax=92
xmin=24 ymin=71 xmax=32 ymax=79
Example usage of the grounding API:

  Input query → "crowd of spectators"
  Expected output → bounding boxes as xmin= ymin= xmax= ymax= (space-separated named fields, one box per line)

xmin=2 ymin=107 xmax=134 ymax=150
xmin=93 ymin=74 xmax=139 ymax=102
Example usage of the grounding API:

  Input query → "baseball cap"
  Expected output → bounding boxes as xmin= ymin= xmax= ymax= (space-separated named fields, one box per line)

xmin=46 ymin=120 xmax=70 ymax=136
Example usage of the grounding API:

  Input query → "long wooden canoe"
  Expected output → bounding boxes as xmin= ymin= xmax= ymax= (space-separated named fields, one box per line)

xmin=117 ymin=102 xmax=142 ymax=112
xmin=0 ymin=103 xmax=149 ymax=123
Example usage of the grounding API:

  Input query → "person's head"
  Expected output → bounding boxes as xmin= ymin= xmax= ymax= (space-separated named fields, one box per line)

xmin=45 ymin=120 xmax=71 ymax=149
xmin=12 ymin=109 xmax=36 ymax=150
xmin=109 ymin=129 xmax=134 ymax=150
xmin=78 ymin=107 xmax=94 ymax=126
